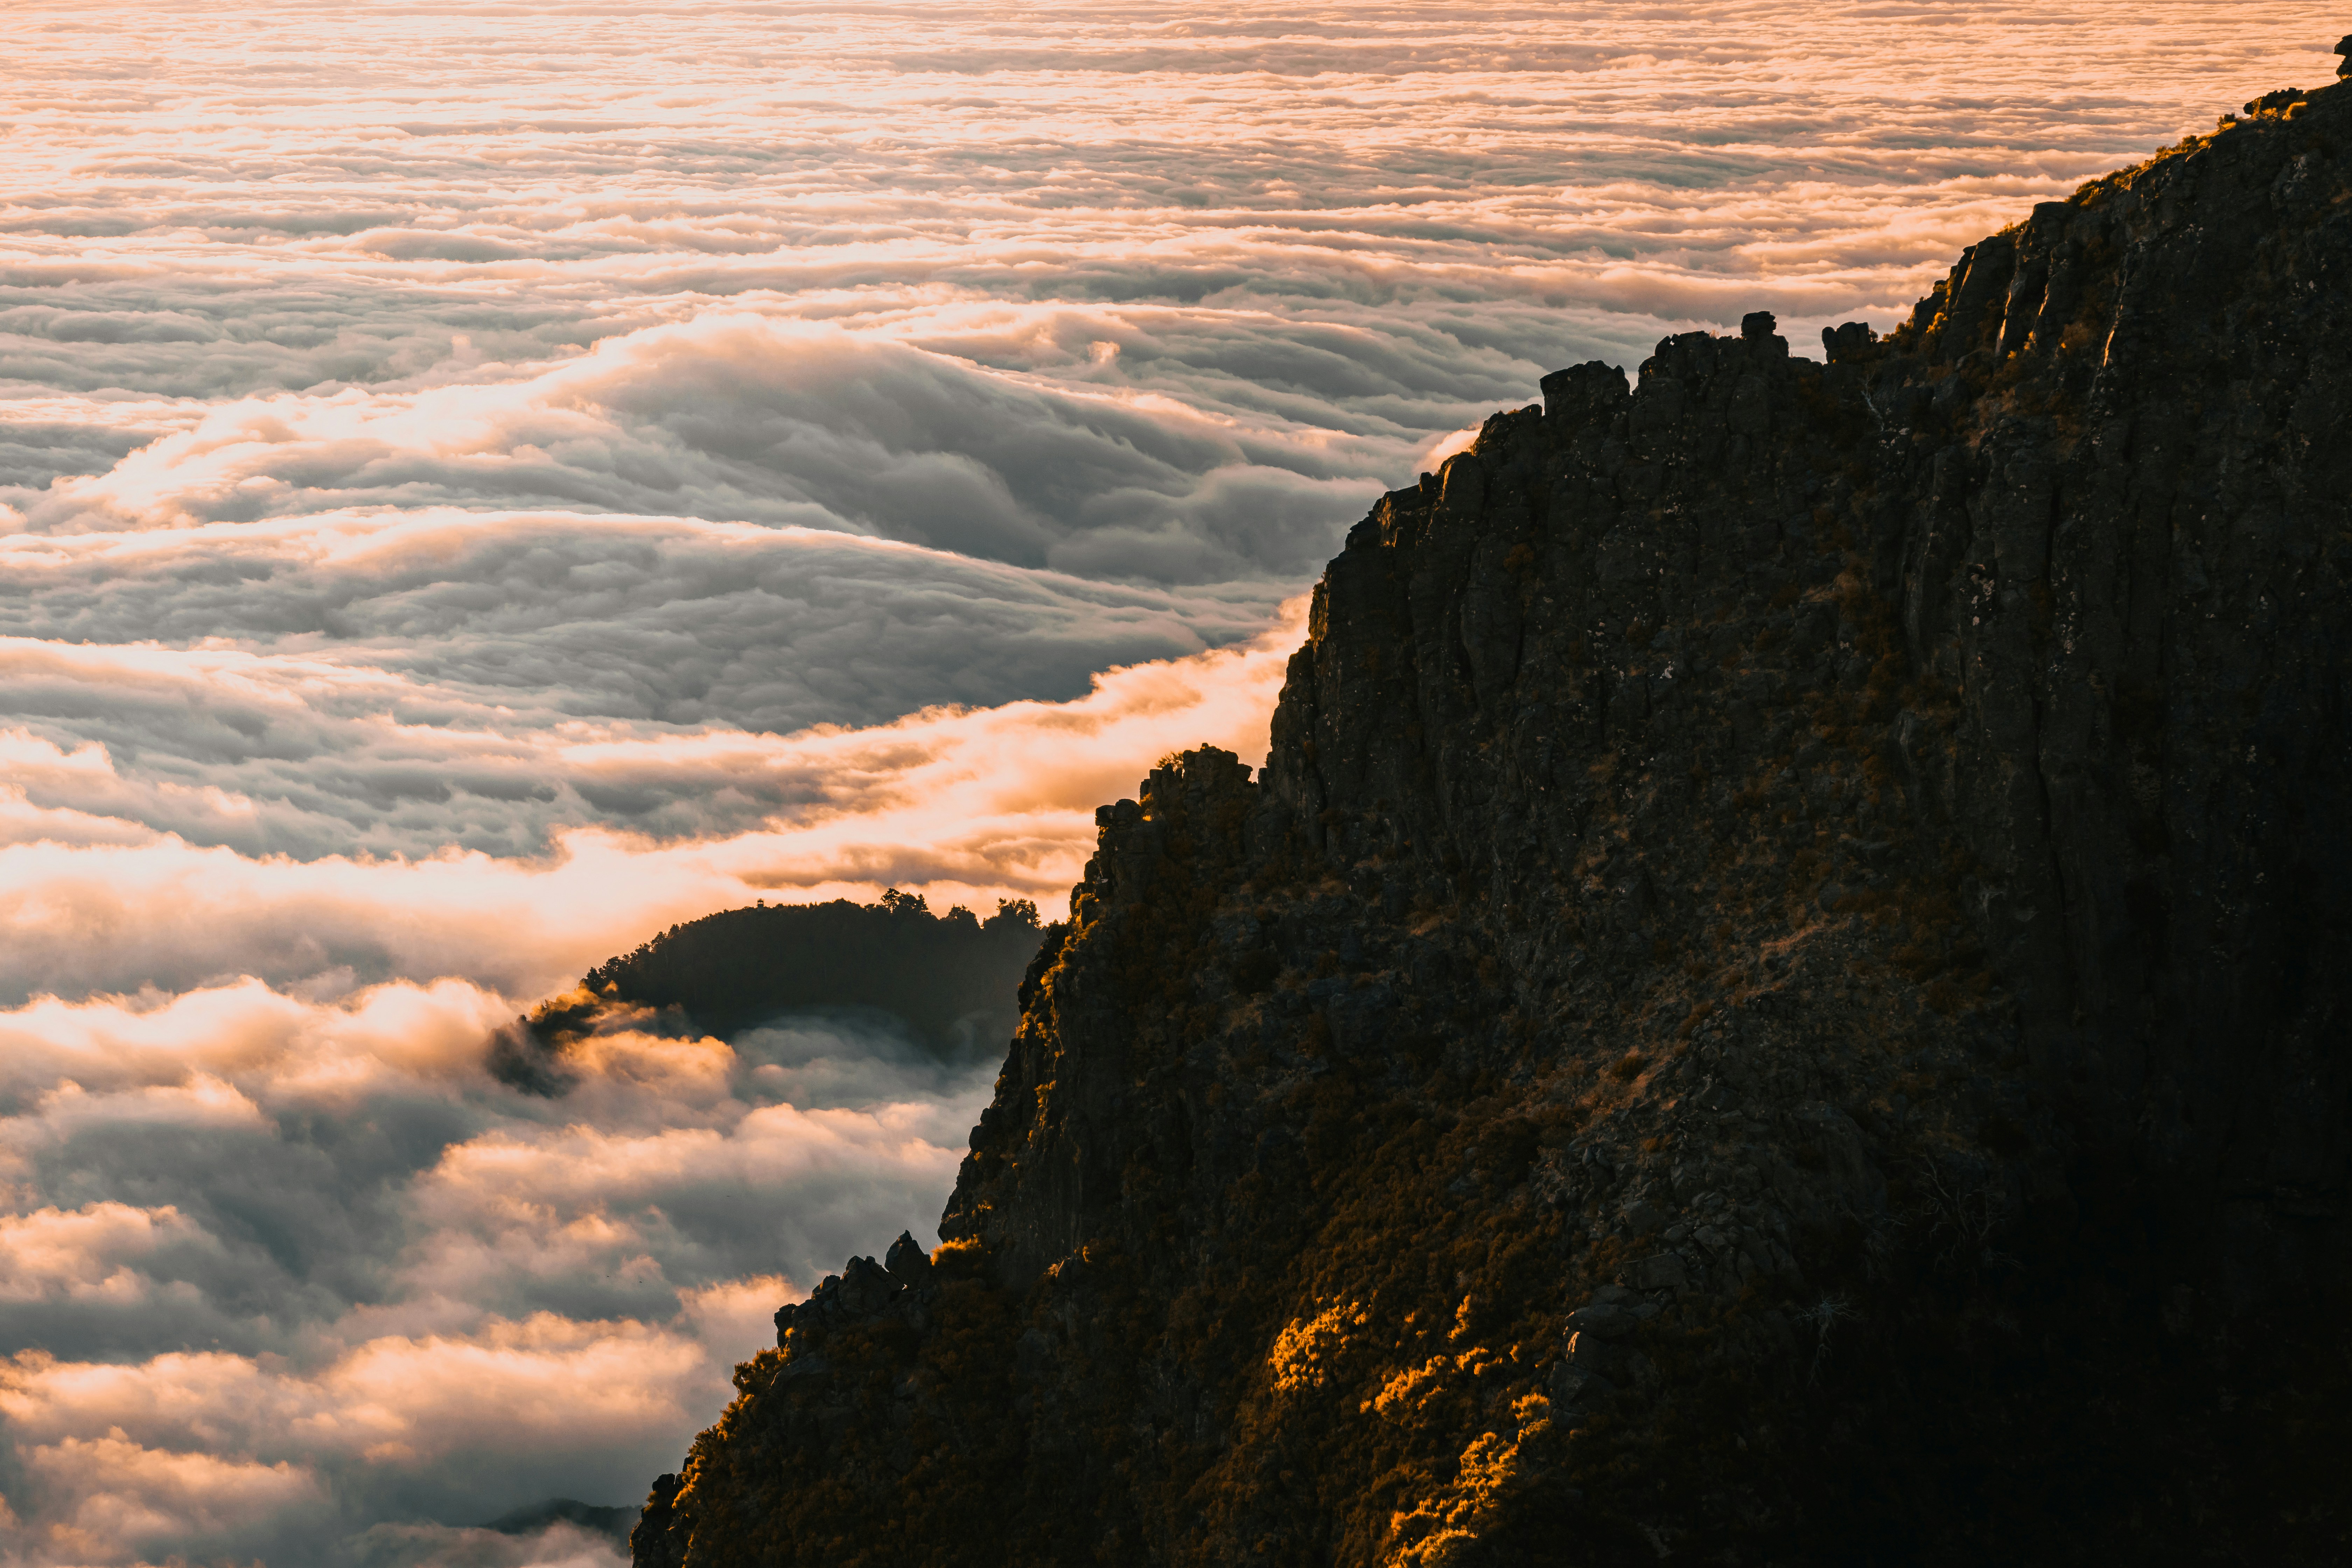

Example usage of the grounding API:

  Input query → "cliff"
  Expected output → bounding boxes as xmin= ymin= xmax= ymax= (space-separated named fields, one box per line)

xmin=633 ymin=82 xmax=2352 ymax=1566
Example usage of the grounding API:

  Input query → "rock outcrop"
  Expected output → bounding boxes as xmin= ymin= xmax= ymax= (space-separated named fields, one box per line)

xmin=632 ymin=81 xmax=2352 ymax=1566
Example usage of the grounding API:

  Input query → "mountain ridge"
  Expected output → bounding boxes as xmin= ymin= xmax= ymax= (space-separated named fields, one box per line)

xmin=489 ymin=892 xmax=1049 ymax=1096
xmin=632 ymin=80 xmax=2352 ymax=1565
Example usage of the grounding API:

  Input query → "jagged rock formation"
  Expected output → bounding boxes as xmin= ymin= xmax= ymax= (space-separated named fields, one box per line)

xmin=632 ymin=83 xmax=2352 ymax=1566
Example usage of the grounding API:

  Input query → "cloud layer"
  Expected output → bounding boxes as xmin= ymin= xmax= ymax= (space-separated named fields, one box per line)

xmin=0 ymin=965 xmax=1022 ymax=1560
xmin=0 ymin=2 xmax=2337 ymax=1564
xmin=0 ymin=604 xmax=1298 ymax=1008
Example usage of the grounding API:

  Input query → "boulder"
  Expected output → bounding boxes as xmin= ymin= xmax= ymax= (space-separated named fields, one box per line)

xmin=1564 ymin=1303 xmax=1638 ymax=1341
xmin=837 ymin=1255 xmax=896 ymax=1314
xmin=1821 ymin=321 xmax=1874 ymax=362
xmin=1548 ymin=1363 xmax=1614 ymax=1407
xmin=884 ymin=1231 xmax=931 ymax=1285
xmin=1626 ymin=1253 xmax=1690 ymax=1292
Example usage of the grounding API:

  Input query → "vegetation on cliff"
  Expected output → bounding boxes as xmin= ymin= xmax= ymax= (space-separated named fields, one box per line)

xmin=632 ymin=82 xmax=2352 ymax=1566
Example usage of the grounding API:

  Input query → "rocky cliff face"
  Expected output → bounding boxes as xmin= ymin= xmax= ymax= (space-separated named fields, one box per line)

xmin=633 ymin=83 xmax=2352 ymax=1566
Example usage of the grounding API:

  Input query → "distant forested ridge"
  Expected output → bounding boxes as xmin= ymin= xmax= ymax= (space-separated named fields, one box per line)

xmin=495 ymin=890 xmax=1048 ymax=1095
xmin=547 ymin=890 xmax=1051 ymax=1054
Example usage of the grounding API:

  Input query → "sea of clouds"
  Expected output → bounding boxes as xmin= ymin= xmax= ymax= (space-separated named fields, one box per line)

xmin=0 ymin=2 xmax=2333 ymax=1563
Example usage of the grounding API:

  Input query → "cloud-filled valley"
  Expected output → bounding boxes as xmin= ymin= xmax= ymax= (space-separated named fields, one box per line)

xmin=0 ymin=976 xmax=976 ymax=1567
xmin=0 ymin=1 xmax=2335 ymax=1563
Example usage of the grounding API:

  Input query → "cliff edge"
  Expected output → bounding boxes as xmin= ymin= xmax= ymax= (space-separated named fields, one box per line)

xmin=634 ymin=82 xmax=2352 ymax=1566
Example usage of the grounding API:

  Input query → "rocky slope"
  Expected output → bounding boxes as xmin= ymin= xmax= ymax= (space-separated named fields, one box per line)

xmin=632 ymin=82 xmax=2352 ymax=1566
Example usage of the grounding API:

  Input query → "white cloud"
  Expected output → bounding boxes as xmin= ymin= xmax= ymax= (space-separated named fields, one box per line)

xmin=11 ymin=1430 xmax=329 ymax=1568
xmin=0 ymin=1204 xmax=219 ymax=1305
xmin=0 ymin=598 xmax=1299 ymax=1005
xmin=0 ymin=975 xmax=979 ymax=1563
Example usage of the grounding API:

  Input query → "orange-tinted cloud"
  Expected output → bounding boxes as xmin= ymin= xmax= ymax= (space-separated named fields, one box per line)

xmin=0 ymin=594 xmax=1301 ymax=1005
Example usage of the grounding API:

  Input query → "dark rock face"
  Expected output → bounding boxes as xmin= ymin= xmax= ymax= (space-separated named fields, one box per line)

xmin=632 ymin=85 xmax=2352 ymax=1566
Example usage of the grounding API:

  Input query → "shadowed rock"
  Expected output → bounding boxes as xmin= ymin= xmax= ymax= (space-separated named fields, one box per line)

xmin=630 ymin=81 xmax=2352 ymax=1567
